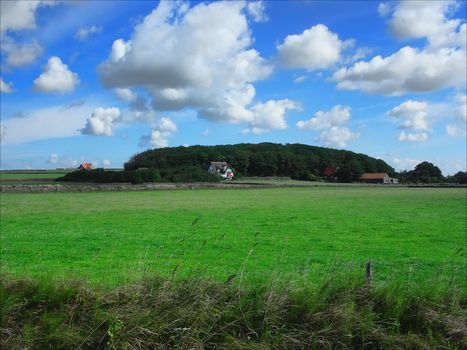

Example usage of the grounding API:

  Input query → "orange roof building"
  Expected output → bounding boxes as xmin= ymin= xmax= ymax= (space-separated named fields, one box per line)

xmin=78 ymin=163 xmax=93 ymax=170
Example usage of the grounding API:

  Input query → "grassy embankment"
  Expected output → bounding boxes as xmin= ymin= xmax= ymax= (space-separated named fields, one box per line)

xmin=1 ymin=187 xmax=465 ymax=348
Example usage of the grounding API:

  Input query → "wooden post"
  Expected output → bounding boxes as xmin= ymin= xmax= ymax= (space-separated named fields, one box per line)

xmin=366 ymin=261 xmax=373 ymax=287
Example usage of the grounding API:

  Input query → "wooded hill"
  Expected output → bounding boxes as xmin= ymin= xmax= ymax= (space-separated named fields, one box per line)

xmin=124 ymin=143 xmax=395 ymax=182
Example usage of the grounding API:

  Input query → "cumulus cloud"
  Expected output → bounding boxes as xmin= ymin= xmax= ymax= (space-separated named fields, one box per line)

xmin=102 ymin=159 xmax=111 ymax=167
xmin=246 ymin=1 xmax=268 ymax=22
xmin=244 ymin=99 xmax=300 ymax=134
xmin=114 ymin=88 xmax=148 ymax=111
xmin=316 ymin=126 xmax=358 ymax=148
xmin=0 ymin=0 xmax=55 ymax=34
xmin=387 ymin=100 xmax=430 ymax=131
xmin=398 ymin=131 xmax=428 ymax=142
xmin=297 ymin=105 xmax=350 ymax=130
xmin=388 ymin=0 xmax=465 ymax=49
xmin=33 ymin=56 xmax=80 ymax=94
xmin=1 ymin=38 xmax=43 ymax=67
xmin=377 ymin=2 xmax=392 ymax=17
xmin=48 ymin=153 xmax=59 ymax=164
xmin=334 ymin=1 xmax=466 ymax=96
xmin=0 ymin=78 xmax=13 ymax=93
xmin=99 ymin=1 xmax=294 ymax=133
xmin=297 ymin=105 xmax=357 ymax=148
xmin=277 ymin=24 xmax=351 ymax=71
xmin=446 ymin=93 xmax=467 ymax=137
xmin=81 ymin=107 xmax=121 ymax=136
xmin=332 ymin=46 xmax=466 ymax=95
xmin=0 ymin=1 xmax=57 ymax=67
xmin=387 ymin=100 xmax=432 ymax=142
xmin=140 ymin=117 xmax=177 ymax=148
xmin=75 ymin=25 xmax=102 ymax=41
xmin=392 ymin=157 xmax=420 ymax=171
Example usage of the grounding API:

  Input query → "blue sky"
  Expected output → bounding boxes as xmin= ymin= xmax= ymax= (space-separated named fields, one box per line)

xmin=1 ymin=0 xmax=466 ymax=174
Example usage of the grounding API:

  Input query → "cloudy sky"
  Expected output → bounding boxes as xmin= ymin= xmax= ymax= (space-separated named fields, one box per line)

xmin=1 ymin=0 xmax=466 ymax=174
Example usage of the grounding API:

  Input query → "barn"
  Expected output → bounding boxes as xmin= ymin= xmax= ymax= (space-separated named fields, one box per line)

xmin=359 ymin=173 xmax=398 ymax=184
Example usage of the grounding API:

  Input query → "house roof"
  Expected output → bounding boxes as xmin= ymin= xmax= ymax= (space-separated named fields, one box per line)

xmin=79 ymin=163 xmax=93 ymax=170
xmin=324 ymin=166 xmax=338 ymax=176
xmin=210 ymin=161 xmax=229 ymax=170
xmin=359 ymin=173 xmax=389 ymax=180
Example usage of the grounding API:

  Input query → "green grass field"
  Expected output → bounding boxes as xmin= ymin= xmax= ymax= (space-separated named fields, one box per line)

xmin=1 ymin=187 xmax=465 ymax=289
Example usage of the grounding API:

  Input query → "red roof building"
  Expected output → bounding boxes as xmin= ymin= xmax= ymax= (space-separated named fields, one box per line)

xmin=359 ymin=173 xmax=398 ymax=184
xmin=78 ymin=163 xmax=93 ymax=170
xmin=324 ymin=166 xmax=338 ymax=177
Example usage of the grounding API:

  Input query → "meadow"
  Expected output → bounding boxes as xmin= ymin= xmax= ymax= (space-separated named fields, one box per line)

xmin=1 ymin=187 xmax=465 ymax=288
xmin=1 ymin=186 xmax=466 ymax=349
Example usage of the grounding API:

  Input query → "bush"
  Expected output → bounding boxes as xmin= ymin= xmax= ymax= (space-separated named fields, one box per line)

xmin=56 ymin=169 xmax=161 ymax=184
xmin=56 ymin=167 xmax=221 ymax=184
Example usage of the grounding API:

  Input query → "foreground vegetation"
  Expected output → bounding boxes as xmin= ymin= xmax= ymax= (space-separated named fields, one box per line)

xmin=1 ymin=271 xmax=465 ymax=349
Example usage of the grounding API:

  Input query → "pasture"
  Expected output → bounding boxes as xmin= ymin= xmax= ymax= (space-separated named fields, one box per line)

xmin=1 ymin=187 xmax=465 ymax=289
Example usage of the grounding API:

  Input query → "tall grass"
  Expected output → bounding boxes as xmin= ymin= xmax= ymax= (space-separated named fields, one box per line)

xmin=1 ymin=265 xmax=465 ymax=349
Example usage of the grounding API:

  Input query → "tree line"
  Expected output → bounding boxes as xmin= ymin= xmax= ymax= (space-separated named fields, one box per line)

xmin=124 ymin=143 xmax=395 ymax=182
xmin=57 ymin=143 xmax=465 ymax=184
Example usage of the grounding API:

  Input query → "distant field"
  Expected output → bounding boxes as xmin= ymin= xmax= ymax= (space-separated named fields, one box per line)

xmin=1 ymin=187 xmax=465 ymax=289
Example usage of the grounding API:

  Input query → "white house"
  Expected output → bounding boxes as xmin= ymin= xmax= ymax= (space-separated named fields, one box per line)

xmin=208 ymin=161 xmax=234 ymax=180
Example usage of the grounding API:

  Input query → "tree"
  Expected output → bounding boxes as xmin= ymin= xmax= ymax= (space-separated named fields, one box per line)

xmin=409 ymin=161 xmax=444 ymax=183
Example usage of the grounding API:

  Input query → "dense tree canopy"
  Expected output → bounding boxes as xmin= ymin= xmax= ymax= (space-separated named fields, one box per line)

xmin=124 ymin=143 xmax=395 ymax=182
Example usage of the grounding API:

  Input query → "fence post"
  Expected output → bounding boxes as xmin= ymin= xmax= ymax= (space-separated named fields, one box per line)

xmin=366 ymin=261 xmax=373 ymax=287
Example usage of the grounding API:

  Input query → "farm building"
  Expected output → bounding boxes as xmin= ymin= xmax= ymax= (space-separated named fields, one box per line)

xmin=208 ymin=161 xmax=234 ymax=180
xmin=78 ymin=163 xmax=93 ymax=170
xmin=359 ymin=173 xmax=398 ymax=184
xmin=324 ymin=166 xmax=338 ymax=177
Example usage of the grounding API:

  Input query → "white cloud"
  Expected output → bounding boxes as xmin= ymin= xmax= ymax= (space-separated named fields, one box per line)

xmin=246 ymin=1 xmax=268 ymax=22
xmin=114 ymin=88 xmax=148 ymax=111
xmin=277 ymin=24 xmax=350 ymax=71
xmin=48 ymin=153 xmax=58 ymax=164
xmin=378 ymin=2 xmax=391 ymax=17
xmin=398 ymin=131 xmax=428 ymax=142
xmin=392 ymin=157 xmax=420 ymax=171
xmin=0 ymin=0 xmax=55 ymax=34
xmin=202 ymin=129 xmax=210 ymax=137
xmin=1 ymin=38 xmax=43 ymax=67
xmin=102 ymin=159 xmax=111 ymax=167
xmin=0 ymin=124 xmax=6 ymax=142
xmin=297 ymin=105 xmax=357 ymax=148
xmin=140 ymin=117 xmax=178 ymax=148
xmin=33 ymin=56 xmax=80 ymax=94
xmin=81 ymin=107 xmax=121 ymax=136
xmin=0 ymin=78 xmax=13 ymax=93
xmin=334 ymin=1 xmax=466 ymax=96
xmin=388 ymin=0 xmax=465 ymax=49
xmin=332 ymin=46 xmax=466 ymax=95
xmin=316 ymin=126 xmax=358 ymax=148
xmin=297 ymin=105 xmax=351 ymax=130
xmin=446 ymin=93 xmax=467 ymax=137
xmin=98 ymin=1 xmax=295 ymax=133
xmin=114 ymin=88 xmax=137 ymax=103
xmin=0 ymin=102 xmax=93 ymax=145
xmin=446 ymin=124 xmax=466 ymax=137
xmin=0 ymin=1 xmax=57 ymax=67
xmin=293 ymin=75 xmax=307 ymax=84
xmin=454 ymin=93 xmax=467 ymax=122
xmin=387 ymin=100 xmax=430 ymax=131
xmin=75 ymin=25 xmax=102 ymax=41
